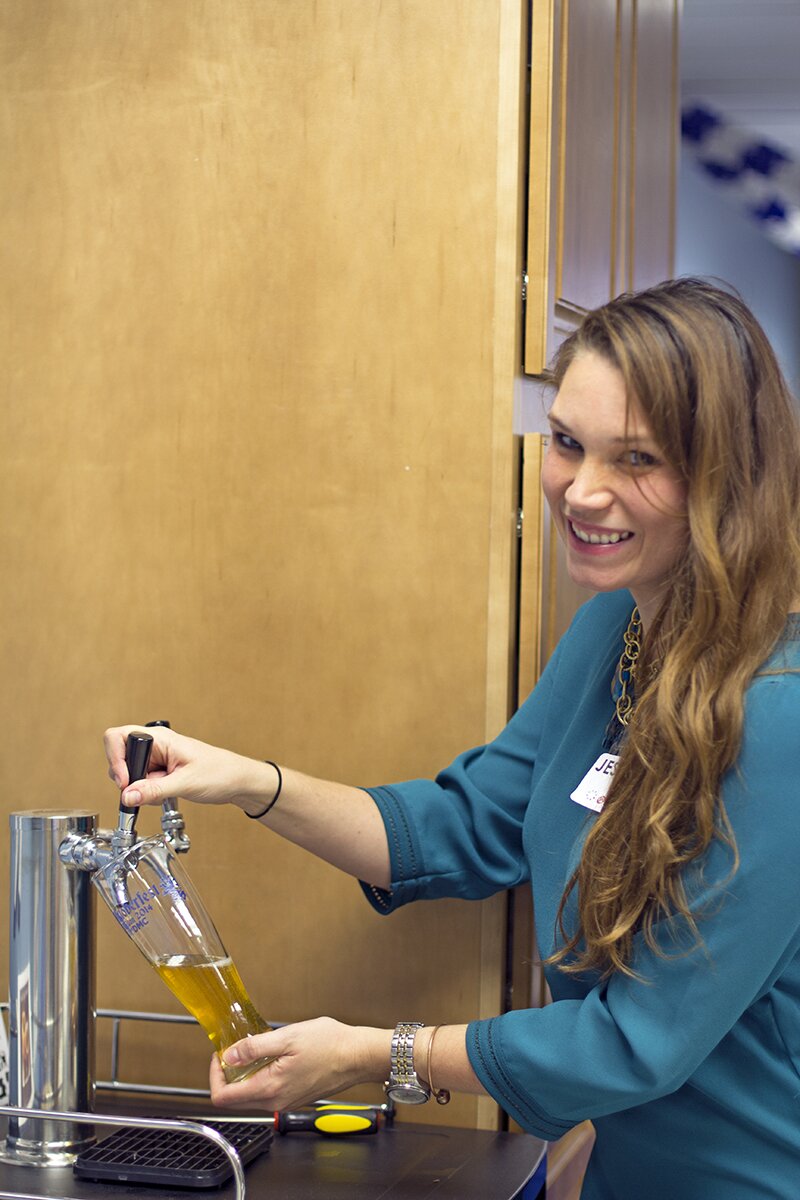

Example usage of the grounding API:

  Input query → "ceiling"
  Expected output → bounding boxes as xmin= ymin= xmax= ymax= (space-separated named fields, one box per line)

xmin=680 ymin=0 xmax=800 ymax=157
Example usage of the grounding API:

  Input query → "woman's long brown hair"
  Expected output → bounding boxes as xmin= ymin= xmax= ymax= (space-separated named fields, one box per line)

xmin=546 ymin=277 xmax=800 ymax=979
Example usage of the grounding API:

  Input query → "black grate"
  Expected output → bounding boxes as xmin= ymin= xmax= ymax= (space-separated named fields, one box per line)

xmin=73 ymin=1119 xmax=273 ymax=1189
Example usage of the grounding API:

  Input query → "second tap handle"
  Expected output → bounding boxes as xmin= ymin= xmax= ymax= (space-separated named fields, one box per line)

xmin=146 ymin=720 xmax=176 ymax=810
xmin=146 ymin=720 xmax=190 ymax=853
xmin=121 ymin=732 xmax=154 ymax=816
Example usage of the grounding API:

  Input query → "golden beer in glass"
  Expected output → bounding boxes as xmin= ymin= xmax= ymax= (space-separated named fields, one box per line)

xmin=154 ymin=954 xmax=271 ymax=1083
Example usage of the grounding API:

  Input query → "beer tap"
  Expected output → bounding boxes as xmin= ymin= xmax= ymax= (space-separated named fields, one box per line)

xmin=108 ymin=732 xmax=153 ymax=904
xmin=60 ymin=724 xmax=190 ymax=906
xmin=112 ymin=732 xmax=152 ymax=850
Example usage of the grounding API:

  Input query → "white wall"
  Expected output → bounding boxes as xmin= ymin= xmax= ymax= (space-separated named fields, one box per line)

xmin=676 ymin=145 xmax=800 ymax=397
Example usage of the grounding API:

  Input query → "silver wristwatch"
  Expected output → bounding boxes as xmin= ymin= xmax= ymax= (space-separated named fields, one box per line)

xmin=385 ymin=1021 xmax=431 ymax=1105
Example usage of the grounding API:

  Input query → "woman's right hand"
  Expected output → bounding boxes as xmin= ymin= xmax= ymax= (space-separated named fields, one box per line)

xmin=103 ymin=724 xmax=278 ymax=815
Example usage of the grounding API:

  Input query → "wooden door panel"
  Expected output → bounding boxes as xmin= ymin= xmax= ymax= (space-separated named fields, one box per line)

xmin=631 ymin=0 xmax=679 ymax=289
xmin=524 ymin=0 xmax=678 ymax=374
xmin=557 ymin=0 xmax=619 ymax=314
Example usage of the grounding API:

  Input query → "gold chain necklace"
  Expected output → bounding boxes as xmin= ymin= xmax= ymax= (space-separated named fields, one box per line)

xmin=614 ymin=607 xmax=642 ymax=727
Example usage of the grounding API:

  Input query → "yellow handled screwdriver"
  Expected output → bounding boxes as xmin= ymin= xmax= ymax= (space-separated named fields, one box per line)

xmin=314 ymin=1099 xmax=395 ymax=1125
xmin=274 ymin=1106 xmax=381 ymax=1136
xmin=195 ymin=1106 xmax=382 ymax=1137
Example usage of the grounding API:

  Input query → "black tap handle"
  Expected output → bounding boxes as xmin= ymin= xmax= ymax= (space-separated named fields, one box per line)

xmin=120 ymin=732 xmax=154 ymax=817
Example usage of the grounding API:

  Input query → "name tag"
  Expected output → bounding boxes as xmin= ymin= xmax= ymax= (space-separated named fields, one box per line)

xmin=570 ymin=754 xmax=619 ymax=812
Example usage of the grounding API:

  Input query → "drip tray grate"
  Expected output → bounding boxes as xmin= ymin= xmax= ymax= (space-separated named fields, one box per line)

xmin=73 ymin=1119 xmax=273 ymax=1188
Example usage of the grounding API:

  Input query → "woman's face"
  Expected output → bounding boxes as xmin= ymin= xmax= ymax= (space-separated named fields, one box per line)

xmin=541 ymin=350 xmax=689 ymax=628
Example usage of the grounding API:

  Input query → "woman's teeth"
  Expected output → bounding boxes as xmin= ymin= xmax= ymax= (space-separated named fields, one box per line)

xmin=570 ymin=522 xmax=632 ymax=545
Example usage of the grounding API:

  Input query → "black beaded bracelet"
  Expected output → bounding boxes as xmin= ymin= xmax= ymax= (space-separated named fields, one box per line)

xmin=245 ymin=761 xmax=283 ymax=819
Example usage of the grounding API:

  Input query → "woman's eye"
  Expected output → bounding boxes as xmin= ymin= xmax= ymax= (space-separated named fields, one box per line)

xmin=553 ymin=431 xmax=581 ymax=452
xmin=624 ymin=448 xmax=657 ymax=468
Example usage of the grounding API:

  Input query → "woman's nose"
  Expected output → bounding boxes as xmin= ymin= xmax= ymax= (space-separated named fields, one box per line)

xmin=563 ymin=458 xmax=614 ymax=509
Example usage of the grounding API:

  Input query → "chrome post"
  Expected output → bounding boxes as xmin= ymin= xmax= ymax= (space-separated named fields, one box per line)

xmin=1 ymin=810 xmax=97 ymax=1166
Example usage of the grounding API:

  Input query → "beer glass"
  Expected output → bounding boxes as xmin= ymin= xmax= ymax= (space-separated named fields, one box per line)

xmin=92 ymin=836 xmax=272 ymax=1084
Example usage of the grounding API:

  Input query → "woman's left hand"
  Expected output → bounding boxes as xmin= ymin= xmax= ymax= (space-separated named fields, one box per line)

xmin=210 ymin=1017 xmax=392 ymax=1111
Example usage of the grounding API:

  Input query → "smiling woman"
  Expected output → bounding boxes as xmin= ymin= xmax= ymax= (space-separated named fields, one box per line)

xmin=542 ymin=352 xmax=689 ymax=628
xmin=542 ymin=276 xmax=800 ymax=982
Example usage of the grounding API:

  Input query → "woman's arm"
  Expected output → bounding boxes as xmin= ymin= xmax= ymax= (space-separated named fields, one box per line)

xmin=103 ymin=725 xmax=391 ymax=888
xmin=207 ymin=1019 xmax=486 ymax=1112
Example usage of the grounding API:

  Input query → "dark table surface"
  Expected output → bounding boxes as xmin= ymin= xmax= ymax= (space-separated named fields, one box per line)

xmin=0 ymin=1109 xmax=546 ymax=1200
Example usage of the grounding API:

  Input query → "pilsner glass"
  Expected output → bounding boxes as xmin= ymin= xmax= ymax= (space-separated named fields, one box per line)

xmin=92 ymin=836 xmax=272 ymax=1084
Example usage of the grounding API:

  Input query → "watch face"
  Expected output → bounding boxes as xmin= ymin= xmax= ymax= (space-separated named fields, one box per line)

xmin=386 ymin=1083 xmax=430 ymax=1105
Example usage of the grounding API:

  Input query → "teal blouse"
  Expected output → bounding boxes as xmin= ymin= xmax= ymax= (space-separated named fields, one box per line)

xmin=363 ymin=590 xmax=800 ymax=1199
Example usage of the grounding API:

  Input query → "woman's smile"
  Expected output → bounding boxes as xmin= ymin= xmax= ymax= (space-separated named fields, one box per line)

xmin=567 ymin=517 xmax=634 ymax=549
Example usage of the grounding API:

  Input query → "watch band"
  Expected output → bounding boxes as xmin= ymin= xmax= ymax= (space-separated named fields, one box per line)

xmin=391 ymin=1020 xmax=423 ymax=1079
xmin=385 ymin=1021 xmax=431 ymax=1104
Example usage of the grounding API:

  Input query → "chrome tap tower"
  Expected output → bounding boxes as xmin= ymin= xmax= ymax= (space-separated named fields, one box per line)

xmin=1 ymin=810 xmax=97 ymax=1165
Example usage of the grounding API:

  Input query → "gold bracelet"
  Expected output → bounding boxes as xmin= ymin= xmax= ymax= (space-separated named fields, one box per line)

xmin=426 ymin=1024 xmax=451 ymax=1105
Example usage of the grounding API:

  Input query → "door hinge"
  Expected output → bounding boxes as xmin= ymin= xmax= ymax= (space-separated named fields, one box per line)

xmin=515 ymin=507 xmax=524 ymax=538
